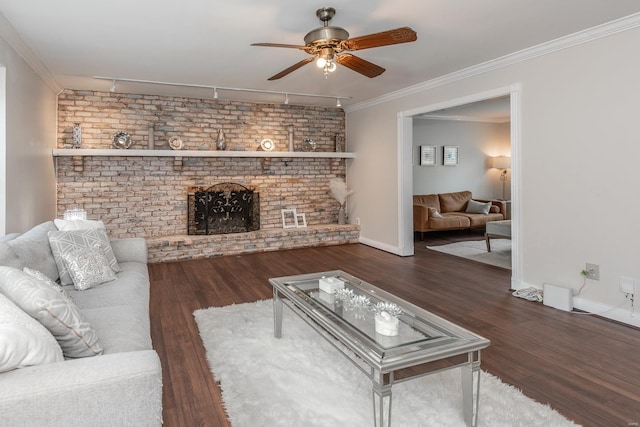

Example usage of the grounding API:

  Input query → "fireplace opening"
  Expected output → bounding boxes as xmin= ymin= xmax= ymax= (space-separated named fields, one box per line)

xmin=188 ymin=183 xmax=260 ymax=235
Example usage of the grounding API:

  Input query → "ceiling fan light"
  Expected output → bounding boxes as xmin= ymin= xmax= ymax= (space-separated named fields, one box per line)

xmin=316 ymin=57 xmax=327 ymax=68
xmin=327 ymin=61 xmax=337 ymax=72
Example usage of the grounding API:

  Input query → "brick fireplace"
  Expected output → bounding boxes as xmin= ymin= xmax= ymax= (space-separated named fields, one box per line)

xmin=55 ymin=90 xmax=359 ymax=262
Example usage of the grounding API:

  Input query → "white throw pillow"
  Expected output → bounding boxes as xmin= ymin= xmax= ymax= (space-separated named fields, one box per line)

xmin=48 ymin=228 xmax=121 ymax=286
xmin=54 ymin=219 xmax=105 ymax=231
xmin=428 ymin=207 xmax=443 ymax=218
xmin=465 ymin=199 xmax=492 ymax=215
xmin=62 ymin=247 xmax=117 ymax=291
xmin=23 ymin=267 xmax=74 ymax=303
xmin=0 ymin=266 xmax=103 ymax=358
xmin=0 ymin=292 xmax=64 ymax=372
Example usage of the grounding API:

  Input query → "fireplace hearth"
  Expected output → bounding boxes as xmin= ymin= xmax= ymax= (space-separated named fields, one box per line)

xmin=188 ymin=183 xmax=259 ymax=235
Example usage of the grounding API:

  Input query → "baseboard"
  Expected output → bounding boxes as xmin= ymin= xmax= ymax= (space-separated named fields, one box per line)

xmin=573 ymin=297 xmax=640 ymax=328
xmin=358 ymin=236 xmax=408 ymax=256
xmin=517 ymin=281 xmax=639 ymax=327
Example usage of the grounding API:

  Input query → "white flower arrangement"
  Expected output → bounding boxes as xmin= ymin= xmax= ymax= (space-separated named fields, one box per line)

xmin=329 ymin=178 xmax=354 ymax=207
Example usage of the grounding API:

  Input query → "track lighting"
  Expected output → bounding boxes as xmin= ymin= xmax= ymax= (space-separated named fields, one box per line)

xmin=336 ymin=98 xmax=341 ymax=108
xmin=93 ymin=76 xmax=351 ymax=107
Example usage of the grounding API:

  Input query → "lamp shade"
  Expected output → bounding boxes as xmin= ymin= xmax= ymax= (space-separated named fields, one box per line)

xmin=492 ymin=156 xmax=511 ymax=169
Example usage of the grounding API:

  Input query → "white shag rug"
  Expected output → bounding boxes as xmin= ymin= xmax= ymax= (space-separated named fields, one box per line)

xmin=427 ymin=239 xmax=511 ymax=270
xmin=194 ymin=300 xmax=577 ymax=427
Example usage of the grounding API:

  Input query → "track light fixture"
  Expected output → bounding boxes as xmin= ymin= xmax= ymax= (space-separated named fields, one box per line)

xmin=94 ymin=76 xmax=351 ymax=107
xmin=336 ymin=98 xmax=341 ymax=108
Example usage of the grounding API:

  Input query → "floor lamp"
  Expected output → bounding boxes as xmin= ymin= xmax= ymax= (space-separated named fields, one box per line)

xmin=491 ymin=156 xmax=511 ymax=200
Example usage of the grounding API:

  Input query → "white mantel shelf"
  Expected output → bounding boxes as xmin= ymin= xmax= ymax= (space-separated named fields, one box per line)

xmin=52 ymin=148 xmax=355 ymax=159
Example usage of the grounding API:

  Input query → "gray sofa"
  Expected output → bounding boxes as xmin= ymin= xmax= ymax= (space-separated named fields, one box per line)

xmin=0 ymin=221 xmax=162 ymax=426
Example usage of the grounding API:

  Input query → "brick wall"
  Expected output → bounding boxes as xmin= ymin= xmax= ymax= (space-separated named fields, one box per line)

xmin=58 ymin=90 xmax=344 ymax=152
xmin=56 ymin=90 xmax=356 ymax=256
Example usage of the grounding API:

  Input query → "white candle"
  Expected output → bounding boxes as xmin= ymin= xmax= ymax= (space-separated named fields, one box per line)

xmin=375 ymin=311 xmax=399 ymax=336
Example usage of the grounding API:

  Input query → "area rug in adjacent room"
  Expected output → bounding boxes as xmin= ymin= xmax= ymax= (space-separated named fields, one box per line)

xmin=427 ymin=239 xmax=511 ymax=269
xmin=194 ymin=300 xmax=577 ymax=427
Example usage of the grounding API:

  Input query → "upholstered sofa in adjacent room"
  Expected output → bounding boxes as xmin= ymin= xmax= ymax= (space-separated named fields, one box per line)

xmin=413 ymin=191 xmax=506 ymax=238
xmin=0 ymin=220 xmax=162 ymax=426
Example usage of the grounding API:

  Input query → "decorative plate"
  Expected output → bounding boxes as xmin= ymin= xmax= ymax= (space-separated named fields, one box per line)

xmin=260 ymin=138 xmax=275 ymax=151
xmin=112 ymin=131 xmax=132 ymax=149
xmin=301 ymin=138 xmax=316 ymax=152
xmin=168 ymin=136 xmax=184 ymax=150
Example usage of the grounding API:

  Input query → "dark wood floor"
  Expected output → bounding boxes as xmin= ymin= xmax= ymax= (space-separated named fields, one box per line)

xmin=148 ymin=230 xmax=640 ymax=427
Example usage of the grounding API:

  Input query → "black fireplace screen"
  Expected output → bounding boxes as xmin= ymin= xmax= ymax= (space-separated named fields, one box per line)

xmin=188 ymin=183 xmax=260 ymax=235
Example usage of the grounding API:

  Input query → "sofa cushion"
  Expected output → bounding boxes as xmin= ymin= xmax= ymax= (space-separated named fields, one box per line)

xmin=0 ymin=292 xmax=64 ymax=373
xmin=0 ymin=266 xmax=103 ymax=358
xmin=489 ymin=205 xmax=500 ymax=213
xmin=428 ymin=213 xmax=471 ymax=230
xmin=466 ymin=199 xmax=492 ymax=214
xmin=456 ymin=212 xmax=505 ymax=227
xmin=82 ymin=306 xmax=152 ymax=354
xmin=413 ymin=194 xmax=441 ymax=212
xmin=439 ymin=191 xmax=472 ymax=213
xmin=6 ymin=221 xmax=59 ymax=282
xmin=48 ymin=228 xmax=121 ymax=286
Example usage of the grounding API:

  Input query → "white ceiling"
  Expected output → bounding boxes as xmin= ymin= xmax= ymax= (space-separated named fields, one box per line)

xmin=1 ymin=1 xmax=640 ymax=108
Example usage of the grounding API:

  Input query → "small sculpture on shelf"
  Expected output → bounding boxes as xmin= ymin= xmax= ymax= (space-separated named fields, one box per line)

xmin=216 ymin=128 xmax=227 ymax=150
xmin=72 ymin=124 xmax=82 ymax=149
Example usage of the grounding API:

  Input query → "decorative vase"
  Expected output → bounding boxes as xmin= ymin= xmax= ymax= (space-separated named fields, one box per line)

xmin=216 ymin=128 xmax=226 ymax=150
xmin=72 ymin=124 xmax=82 ymax=148
xmin=338 ymin=205 xmax=346 ymax=225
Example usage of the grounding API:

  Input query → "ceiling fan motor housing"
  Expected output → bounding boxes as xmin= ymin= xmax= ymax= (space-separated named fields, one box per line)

xmin=304 ymin=27 xmax=350 ymax=47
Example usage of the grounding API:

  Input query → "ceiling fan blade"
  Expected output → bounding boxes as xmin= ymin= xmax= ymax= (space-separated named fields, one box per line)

xmin=251 ymin=43 xmax=310 ymax=51
xmin=343 ymin=27 xmax=417 ymax=51
xmin=267 ymin=57 xmax=314 ymax=80
xmin=335 ymin=54 xmax=385 ymax=78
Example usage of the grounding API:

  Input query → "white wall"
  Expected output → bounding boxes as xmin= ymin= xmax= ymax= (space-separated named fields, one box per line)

xmin=412 ymin=119 xmax=510 ymax=199
xmin=0 ymin=35 xmax=57 ymax=234
xmin=346 ymin=24 xmax=640 ymax=325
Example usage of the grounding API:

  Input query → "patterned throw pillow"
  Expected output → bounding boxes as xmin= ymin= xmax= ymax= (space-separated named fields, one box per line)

xmin=0 ymin=292 xmax=64 ymax=372
xmin=62 ymin=248 xmax=116 ymax=291
xmin=53 ymin=219 xmax=105 ymax=231
xmin=48 ymin=228 xmax=121 ymax=286
xmin=0 ymin=266 xmax=103 ymax=358
xmin=23 ymin=267 xmax=74 ymax=303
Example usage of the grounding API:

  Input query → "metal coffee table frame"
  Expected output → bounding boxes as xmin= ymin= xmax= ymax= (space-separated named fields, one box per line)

xmin=269 ymin=270 xmax=490 ymax=427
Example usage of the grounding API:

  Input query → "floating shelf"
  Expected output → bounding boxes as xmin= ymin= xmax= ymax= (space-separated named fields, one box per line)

xmin=52 ymin=148 xmax=355 ymax=159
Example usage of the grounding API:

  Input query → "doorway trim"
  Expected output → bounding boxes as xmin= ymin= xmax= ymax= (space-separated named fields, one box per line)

xmin=397 ymin=84 xmax=522 ymax=289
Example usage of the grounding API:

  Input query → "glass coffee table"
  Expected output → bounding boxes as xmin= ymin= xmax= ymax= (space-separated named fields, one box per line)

xmin=269 ymin=270 xmax=490 ymax=427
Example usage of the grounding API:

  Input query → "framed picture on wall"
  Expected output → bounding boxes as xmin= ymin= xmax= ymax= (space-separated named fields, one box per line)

xmin=443 ymin=146 xmax=459 ymax=166
xmin=419 ymin=145 xmax=437 ymax=166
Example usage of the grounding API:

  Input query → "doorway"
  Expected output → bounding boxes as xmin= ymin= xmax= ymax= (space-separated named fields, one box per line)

xmin=397 ymin=84 xmax=522 ymax=289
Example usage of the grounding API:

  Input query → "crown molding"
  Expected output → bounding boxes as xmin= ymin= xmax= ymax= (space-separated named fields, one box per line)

xmin=345 ymin=12 xmax=640 ymax=113
xmin=0 ymin=11 xmax=61 ymax=93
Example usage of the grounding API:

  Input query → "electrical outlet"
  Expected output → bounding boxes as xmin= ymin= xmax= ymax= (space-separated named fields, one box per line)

xmin=620 ymin=276 xmax=635 ymax=295
xmin=585 ymin=263 xmax=600 ymax=281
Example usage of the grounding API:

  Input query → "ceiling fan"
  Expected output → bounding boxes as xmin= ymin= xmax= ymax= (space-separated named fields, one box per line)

xmin=251 ymin=7 xmax=417 ymax=80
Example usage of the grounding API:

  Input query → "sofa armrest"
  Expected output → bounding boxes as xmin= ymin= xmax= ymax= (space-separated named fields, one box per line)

xmin=413 ymin=204 xmax=429 ymax=231
xmin=0 ymin=350 xmax=162 ymax=426
xmin=111 ymin=237 xmax=148 ymax=264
